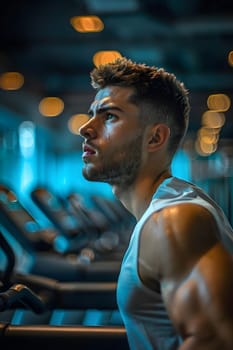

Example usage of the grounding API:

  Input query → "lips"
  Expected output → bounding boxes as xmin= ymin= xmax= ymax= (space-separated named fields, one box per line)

xmin=82 ymin=143 xmax=96 ymax=159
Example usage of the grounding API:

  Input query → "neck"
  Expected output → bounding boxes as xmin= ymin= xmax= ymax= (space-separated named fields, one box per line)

xmin=112 ymin=168 xmax=172 ymax=221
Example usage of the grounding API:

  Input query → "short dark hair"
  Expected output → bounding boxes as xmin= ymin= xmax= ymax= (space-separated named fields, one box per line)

xmin=90 ymin=57 xmax=190 ymax=155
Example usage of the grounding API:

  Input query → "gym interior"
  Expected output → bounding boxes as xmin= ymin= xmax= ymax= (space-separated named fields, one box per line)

xmin=0 ymin=1 xmax=232 ymax=348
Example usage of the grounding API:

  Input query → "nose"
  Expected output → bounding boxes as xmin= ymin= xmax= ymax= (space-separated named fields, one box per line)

xmin=79 ymin=118 xmax=96 ymax=139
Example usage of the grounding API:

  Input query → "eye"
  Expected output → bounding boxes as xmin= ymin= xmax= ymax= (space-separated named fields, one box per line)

xmin=105 ymin=112 xmax=117 ymax=121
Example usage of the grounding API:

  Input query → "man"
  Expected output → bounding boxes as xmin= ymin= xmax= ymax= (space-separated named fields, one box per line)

xmin=79 ymin=57 xmax=233 ymax=350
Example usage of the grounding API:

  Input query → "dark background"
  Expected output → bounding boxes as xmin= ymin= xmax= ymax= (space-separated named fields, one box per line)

xmin=0 ymin=0 xmax=232 ymax=152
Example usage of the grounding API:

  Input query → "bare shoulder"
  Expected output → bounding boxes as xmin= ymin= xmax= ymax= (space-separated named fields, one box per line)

xmin=139 ymin=202 xmax=220 ymax=281
xmin=139 ymin=202 xmax=233 ymax=347
xmin=143 ymin=201 xmax=220 ymax=240
xmin=153 ymin=201 xmax=220 ymax=243
xmin=169 ymin=241 xmax=233 ymax=348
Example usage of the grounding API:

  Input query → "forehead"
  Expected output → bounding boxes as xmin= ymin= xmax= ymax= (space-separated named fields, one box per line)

xmin=90 ymin=85 xmax=135 ymax=111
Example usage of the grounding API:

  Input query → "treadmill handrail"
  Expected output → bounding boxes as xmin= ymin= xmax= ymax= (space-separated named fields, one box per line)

xmin=9 ymin=272 xmax=118 ymax=309
xmin=0 ymin=283 xmax=46 ymax=314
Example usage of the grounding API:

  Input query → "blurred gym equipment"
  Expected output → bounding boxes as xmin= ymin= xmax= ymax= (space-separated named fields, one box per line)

xmin=0 ymin=189 xmax=129 ymax=348
xmin=31 ymin=187 xmax=134 ymax=258
xmin=0 ymin=185 xmax=122 ymax=282
xmin=0 ymin=229 xmax=124 ymax=328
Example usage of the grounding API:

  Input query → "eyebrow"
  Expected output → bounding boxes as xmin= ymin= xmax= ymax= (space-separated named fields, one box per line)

xmin=88 ymin=104 xmax=123 ymax=116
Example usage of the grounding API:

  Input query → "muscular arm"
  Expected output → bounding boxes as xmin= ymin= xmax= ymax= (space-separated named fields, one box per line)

xmin=138 ymin=203 xmax=233 ymax=350
xmin=171 ymin=242 xmax=233 ymax=350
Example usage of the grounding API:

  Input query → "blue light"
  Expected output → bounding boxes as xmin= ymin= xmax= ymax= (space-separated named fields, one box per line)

xmin=171 ymin=150 xmax=191 ymax=180
xmin=19 ymin=121 xmax=35 ymax=158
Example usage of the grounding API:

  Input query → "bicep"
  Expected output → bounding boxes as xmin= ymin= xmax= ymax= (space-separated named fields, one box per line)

xmin=168 ymin=243 xmax=233 ymax=348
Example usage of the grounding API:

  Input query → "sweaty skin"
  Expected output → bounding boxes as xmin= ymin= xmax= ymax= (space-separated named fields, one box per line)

xmin=139 ymin=203 xmax=233 ymax=349
xmin=79 ymin=85 xmax=233 ymax=350
xmin=81 ymin=86 xmax=146 ymax=190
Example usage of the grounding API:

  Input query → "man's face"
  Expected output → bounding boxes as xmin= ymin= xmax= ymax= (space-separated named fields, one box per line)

xmin=79 ymin=85 xmax=146 ymax=188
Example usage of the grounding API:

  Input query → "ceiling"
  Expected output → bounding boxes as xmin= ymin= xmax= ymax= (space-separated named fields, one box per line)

xmin=0 ymin=0 xmax=233 ymax=152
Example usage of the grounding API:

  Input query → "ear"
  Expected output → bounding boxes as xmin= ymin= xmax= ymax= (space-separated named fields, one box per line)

xmin=147 ymin=124 xmax=170 ymax=151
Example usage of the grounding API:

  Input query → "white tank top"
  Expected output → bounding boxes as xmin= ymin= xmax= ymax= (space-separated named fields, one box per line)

xmin=117 ymin=177 xmax=233 ymax=350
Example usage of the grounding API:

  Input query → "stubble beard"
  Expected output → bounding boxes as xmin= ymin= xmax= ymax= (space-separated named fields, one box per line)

xmin=82 ymin=133 xmax=143 ymax=189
